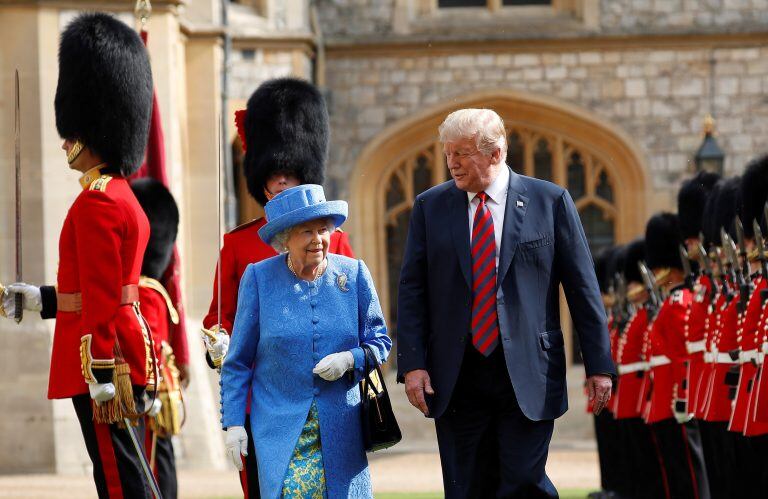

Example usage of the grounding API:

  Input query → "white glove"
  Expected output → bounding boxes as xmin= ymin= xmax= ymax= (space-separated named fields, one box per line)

xmin=313 ymin=351 xmax=354 ymax=381
xmin=225 ymin=425 xmax=248 ymax=471
xmin=202 ymin=328 xmax=230 ymax=368
xmin=88 ymin=383 xmax=116 ymax=405
xmin=2 ymin=282 xmax=42 ymax=317
xmin=148 ymin=397 xmax=162 ymax=417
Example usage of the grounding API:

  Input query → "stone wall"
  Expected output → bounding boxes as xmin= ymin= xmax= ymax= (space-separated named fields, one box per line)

xmin=599 ymin=0 xmax=768 ymax=32
xmin=325 ymin=45 xmax=768 ymax=202
xmin=229 ymin=48 xmax=311 ymax=101
xmin=315 ymin=0 xmax=395 ymax=37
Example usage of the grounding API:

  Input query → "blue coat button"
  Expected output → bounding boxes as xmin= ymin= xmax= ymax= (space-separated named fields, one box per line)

xmin=313 ymin=333 xmax=320 ymax=340
xmin=313 ymin=388 xmax=320 ymax=395
xmin=313 ymin=353 xmax=320 ymax=361
xmin=312 ymin=317 xmax=319 ymax=324
xmin=310 ymin=300 xmax=317 ymax=307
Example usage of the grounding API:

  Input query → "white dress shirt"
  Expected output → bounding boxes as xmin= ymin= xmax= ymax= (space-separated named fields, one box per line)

xmin=467 ymin=165 xmax=509 ymax=269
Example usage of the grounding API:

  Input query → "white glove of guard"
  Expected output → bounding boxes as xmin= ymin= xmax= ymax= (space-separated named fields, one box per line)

xmin=149 ymin=397 xmax=163 ymax=417
xmin=2 ymin=282 xmax=42 ymax=317
xmin=202 ymin=329 xmax=230 ymax=368
xmin=225 ymin=425 xmax=248 ymax=471
xmin=88 ymin=383 xmax=116 ymax=405
xmin=312 ymin=351 xmax=354 ymax=381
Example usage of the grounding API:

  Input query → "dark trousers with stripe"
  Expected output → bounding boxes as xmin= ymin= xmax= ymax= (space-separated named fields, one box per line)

xmin=435 ymin=345 xmax=558 ymax=499
xmin=593 ymin=410 xmax=622 ymax=494
xmin=73 ymin=394 xmax=152 ymax=499
xmin=620 ymin=417 xmax=666 ymax=499
xmin=650 ymin=419 xmax=710 ymax=499
xmin=145 ymin=428 xmax=178 ymax=499
xmin=240 ymin=413 xmax=261 ymax=498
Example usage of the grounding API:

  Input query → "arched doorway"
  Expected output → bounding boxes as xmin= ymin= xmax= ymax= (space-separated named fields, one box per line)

xmin=349 ymin=90 xmax=648 ymax=364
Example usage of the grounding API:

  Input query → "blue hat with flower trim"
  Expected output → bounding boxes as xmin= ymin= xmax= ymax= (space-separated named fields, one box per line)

xmin=258 ymin=184 xmax=348 ymax=244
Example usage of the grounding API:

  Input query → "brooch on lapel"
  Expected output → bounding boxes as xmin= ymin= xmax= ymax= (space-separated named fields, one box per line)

xmin=337 ymin=274 xmax=349 ymax=292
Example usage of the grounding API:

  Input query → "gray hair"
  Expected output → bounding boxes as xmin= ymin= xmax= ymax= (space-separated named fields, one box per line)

xmin=269 ymin=217 xmax=336 ymax=253
xmin=438 ymin=108 xmax=507 ymax=160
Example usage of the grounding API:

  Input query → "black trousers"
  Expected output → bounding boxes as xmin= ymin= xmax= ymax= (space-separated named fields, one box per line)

xmin=146 ymin=432 xmax=177 ymax=499
xmin=619 ymin=417 xmax=666 ymax=499
xmin=240 ymin=413 xmax=261 ymax=498
xmin=649 ymin=419 xmax=710 ymax=499
xmin=435 ymin=345 xmax=558 ymax=499
xmin=72 ymin=393 xmax=152 ymax=499
xmin=593 ymin=410 xmax=622 ymax=494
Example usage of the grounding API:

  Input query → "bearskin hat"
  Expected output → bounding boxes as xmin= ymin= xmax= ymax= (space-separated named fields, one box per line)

xmin=677 ymin=170 xmax=721 ymax=239
xmin=740 ymin=155 xmax=768 ymax=238
xmin=646 ymin=213 xmax=683 ymax=271
xmin=55 ymin=13 xmax=153 ymax=177
xmin=594 ymin=246 xmax=615 ymax=294
xmin=242 ymin=78 xmax=329 ymax=207
xmin=130 ymin=179 xmax=179 ymax=280
xmin=623 ymin=238 xmax=646 ymax=284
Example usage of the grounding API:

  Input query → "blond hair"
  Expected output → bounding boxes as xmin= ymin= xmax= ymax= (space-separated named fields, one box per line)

xmin=438 ymin=108 xmax=507 ymax=160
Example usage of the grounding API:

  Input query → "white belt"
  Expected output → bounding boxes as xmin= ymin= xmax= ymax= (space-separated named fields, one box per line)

xmin=686 ymin=340 xmax=706 ymax=354
xmin=763 ymin=342 xmax=768 ymax=355
xmin=649 ymin=355 xmax=671 ymax=367
xmin=704 ymin=352 xmax=714 ymax=363
xmin=618 ymin=361 xmax=648 ymax=374
xmin=713 ymin=352 xmax=739 ymax=364
xmin=739 ymin=349 xmax=758 ymax=363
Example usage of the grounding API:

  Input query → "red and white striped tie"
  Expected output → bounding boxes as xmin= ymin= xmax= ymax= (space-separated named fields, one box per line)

xmin=470 ymin=192 xmax=499 ymax=356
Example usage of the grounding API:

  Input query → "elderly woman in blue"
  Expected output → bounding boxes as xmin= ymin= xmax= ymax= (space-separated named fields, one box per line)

xmin=220 ymin=184 xmax=391 ymax=499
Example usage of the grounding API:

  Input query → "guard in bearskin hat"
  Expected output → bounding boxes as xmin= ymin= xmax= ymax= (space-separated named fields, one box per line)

xmin=643 ymin=213 xmax=710 ymax=499
xmin=676 ymin=169 xmax=724 ymax=498
xmin=200 ymin=77 xmax=354 ymax=497
xmin=132 ymin=178 xmax=184 ymax=499
xmin=0 ymin=12 xmax=155 ymax=498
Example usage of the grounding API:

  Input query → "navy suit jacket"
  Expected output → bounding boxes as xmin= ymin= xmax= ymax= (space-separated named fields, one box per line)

xmin=396 ymin=167 xmax=615 ymax=421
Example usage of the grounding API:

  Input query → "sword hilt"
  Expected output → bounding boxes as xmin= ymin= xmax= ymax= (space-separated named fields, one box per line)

xmin=14 ymin=293 xmax=22 ymax=323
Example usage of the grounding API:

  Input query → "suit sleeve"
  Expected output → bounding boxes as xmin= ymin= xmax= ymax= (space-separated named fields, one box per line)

xmin=553 ymin=190 xmax=616 ymax=378
xmin=221 ymin=264 xmax=260 ymax=429
xmin=75 ymin=191 xmax=125 ymax=384
xmin=396 ymin=196 xmax=430 ymax=382
xmin=350 ymin=260 xmax=392 ymax=383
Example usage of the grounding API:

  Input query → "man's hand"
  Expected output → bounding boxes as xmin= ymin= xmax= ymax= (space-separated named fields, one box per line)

xmin=587 ymin=374 xmax=612 ymax=415
xmin=404 ymin=369 xmax=434 ymax=416
xmin=2 ymin=282 xmax=42 ymax=318
xmin=225 ymin=426 xmax=248 ymax=471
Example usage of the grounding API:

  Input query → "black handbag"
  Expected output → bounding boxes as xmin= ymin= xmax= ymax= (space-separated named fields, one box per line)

xmin=359 ymin=344 xmax=402 ymax=452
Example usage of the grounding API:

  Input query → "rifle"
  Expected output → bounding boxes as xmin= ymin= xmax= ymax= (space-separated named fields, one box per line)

xmin=679 ymin=245 xmax=694 ymax=291
xmin=724 ymin=227 xmax=750 ymax=314
xmin=639 ymin=261 xmax=662 ymax=319
xmin=757 ymin=203 xmax=768 ymax=304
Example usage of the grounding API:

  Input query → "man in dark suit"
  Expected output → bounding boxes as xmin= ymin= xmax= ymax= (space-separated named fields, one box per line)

xmin=397 ymin=108 xmax=615 ymax=498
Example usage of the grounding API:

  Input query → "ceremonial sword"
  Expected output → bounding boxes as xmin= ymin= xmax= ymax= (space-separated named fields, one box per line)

xmin=14 ymin=70 xmax=22 ymax=323
xmin=123 ymin=417 xmax=163 ymax=499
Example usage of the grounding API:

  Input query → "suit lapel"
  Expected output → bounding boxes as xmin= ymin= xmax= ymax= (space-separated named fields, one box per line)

xmin=448 ymin=186 xmax=472 ymax=288
xmin=498 ymin=169 xmax=528 ymax=286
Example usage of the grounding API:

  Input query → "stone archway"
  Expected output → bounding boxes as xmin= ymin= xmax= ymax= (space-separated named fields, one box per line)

xmin=349 ymin=90 xmax=648 ymax=362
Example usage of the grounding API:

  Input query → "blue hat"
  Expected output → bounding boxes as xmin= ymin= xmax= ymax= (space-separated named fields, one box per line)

xmin=258 ymin=184 xmax=348 ymax=244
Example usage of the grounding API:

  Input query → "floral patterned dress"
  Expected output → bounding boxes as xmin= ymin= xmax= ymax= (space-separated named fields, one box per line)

xmin=282 ymin=402 xmax=326 ymax=498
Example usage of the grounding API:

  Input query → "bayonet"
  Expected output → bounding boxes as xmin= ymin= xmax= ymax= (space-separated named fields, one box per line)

xmin=735 ymin=217 xmax=751 ymax=279
xmin=14 ymin=70 xmax=22 ymax=323
xmin=755 ymin=221 xmax=767 ymax=279
xmin=679 ymin=245 xmax=694 ymax=290
xmin=639 ymin=261 xmax=661 ymax=318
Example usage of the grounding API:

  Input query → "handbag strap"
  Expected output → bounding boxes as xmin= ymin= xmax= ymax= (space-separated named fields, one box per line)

xmin=361 ymin=344 xmax=389 ymax=398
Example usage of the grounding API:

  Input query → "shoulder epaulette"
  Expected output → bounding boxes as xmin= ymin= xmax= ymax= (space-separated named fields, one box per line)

xmin=89 ymin=174 xmax=113 ymax=192
xmin=229 ymin=218 xmax=262 ymax=234
xmin=139 ymin=276 xmax=180 ymax=325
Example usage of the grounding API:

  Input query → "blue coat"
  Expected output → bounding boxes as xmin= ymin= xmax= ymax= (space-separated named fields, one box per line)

xmin=221 ymin=253 xmax=391 ymax=499
xmin=396 ymin=167 xmax=615 ymax=421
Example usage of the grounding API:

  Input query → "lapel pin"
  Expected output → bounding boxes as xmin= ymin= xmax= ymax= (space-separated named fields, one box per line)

xmin=516 ymin=200 xmax=524 ymax=208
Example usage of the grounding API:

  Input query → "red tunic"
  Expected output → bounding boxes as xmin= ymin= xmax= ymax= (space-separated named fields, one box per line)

xmin=730 ymin=276 xmax=767 ymax=433
xmin=703 ymin=291 xmax=740 ymax=422
xmin=696 ymin=291 xmax=725 ymax=418
xmin=202 ymin=217 xmax=354 ymax=332
xmin=614 ymin=307 xmax=648 ymax=419
xmin=644 ymin=287 xmax=692 ymax=424
xmin=48 ymin=173 xmax=150 ymax=399
xmin=686 ymin=275 xmax=711 ymax=417
xmin=750 ymin=289 xmax=768 ymax=423
xmin=139 ymin=283 xmax=172 ymax=363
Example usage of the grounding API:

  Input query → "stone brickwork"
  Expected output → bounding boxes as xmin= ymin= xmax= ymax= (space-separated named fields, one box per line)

xmin=600 ymin=0 xmax=768 ymax=32
xmin=325 ymin=45 xmax=768 ymax=199
xmin=316 ymin=0 xmax=395 ymax=37
xmin=228 ymin=48 xmax=311 ymax=101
